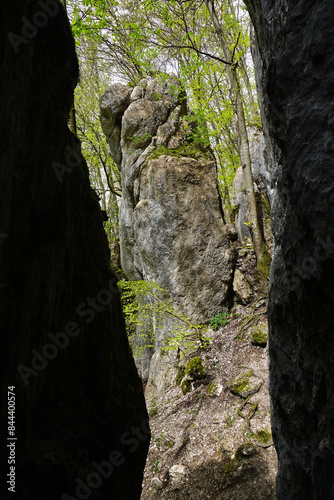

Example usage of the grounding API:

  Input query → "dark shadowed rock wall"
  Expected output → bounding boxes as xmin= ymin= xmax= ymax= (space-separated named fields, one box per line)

xmin=245 ymin=1 xmax=334 ymax=498
xmin=0 ymin=1 xmax=149 ymax=499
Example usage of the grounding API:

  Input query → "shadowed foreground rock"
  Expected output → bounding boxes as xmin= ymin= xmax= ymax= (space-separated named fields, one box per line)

xmin=245 ymin=0 xmax=334 ymax=498
xmin=0 ymin=2 xmax=149 ymax=499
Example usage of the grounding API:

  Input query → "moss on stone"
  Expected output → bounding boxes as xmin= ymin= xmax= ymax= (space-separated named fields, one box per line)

xmin=208 ymin=380 xmax=218 ymax=395
xmin=180 ymin=376 xmax=192 ymax=395
xmin=235 ymin=442 xmax=259 ymax=460
xmin=251 ymin=325 xmax=268 ymax=347
xmin=148 ymin=143 xmax=212 ymax=161
xmin=228 ymin=369 xmax=262 ymax=398
xmin=252 ymin=429 xmax=274 ymax=448
xmin=262 ymin=194 xmax=271 ymax=216
xmin=176 ymin=367 xmax=185 ymax=385
xmin=185 ymin=356 xmax=206 ymax=379
xmin=208 ymin=379 xmax=223 ymax=397
xmin=255 ymin=248 xmax=271 ymax=288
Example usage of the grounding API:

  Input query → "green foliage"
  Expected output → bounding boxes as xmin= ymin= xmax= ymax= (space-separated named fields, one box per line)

xmin=118 ymin=280 xmax=209 ymax=356
xmin=67 ymin=0 xmax=260 ymax=221
xmin=225 ymin=417 xmax=235 ymax=427
xmin=210 ymin=312 xmax=230 ymax=330
xmin=148 ymin=143 xmax=211 ymax=162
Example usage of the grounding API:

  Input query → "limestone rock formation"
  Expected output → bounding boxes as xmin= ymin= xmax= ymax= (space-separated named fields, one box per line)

xmin=0 ymin=2 xmax=148 ymax=499
xmin=100 ymin=76 xmax=234 ymax=395
xmin=245 ymin=0 xmax=334 ymax=497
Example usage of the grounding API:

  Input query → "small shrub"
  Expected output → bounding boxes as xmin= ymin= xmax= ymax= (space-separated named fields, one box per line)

xmin=210 ymin=312 xmax=230 ymax=330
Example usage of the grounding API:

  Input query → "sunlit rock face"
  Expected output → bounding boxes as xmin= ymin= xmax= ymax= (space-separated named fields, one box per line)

xmin=245 ymin=0 xmax=334 ymax=497
xmin=0 ymin=2 xmax=149 ymax=499
xmin=101 ymin=76 xmax=234 ymax=396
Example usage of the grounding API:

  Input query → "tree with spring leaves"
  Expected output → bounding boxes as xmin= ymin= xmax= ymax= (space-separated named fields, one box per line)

xmin=67 ymin=0 xmax=270 ymax=278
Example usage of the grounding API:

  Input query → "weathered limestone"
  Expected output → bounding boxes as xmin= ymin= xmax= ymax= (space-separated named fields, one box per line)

xmin=245 ymin=0 xmax=334 ymax=497
xmin=100 ymin=76 xmax=234 ymax=396
xmin=0 ymin=2 xmax=149 ymax=499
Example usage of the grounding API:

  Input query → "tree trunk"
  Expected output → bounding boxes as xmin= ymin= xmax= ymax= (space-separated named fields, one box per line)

xmin=204 ymin=0 xmax=269 ymax=269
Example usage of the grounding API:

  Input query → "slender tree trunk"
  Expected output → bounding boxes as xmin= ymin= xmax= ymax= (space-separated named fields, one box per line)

xmin=61 ymin=0 xmax=77 ymax=136
xmin=239 ymin=56 xmax=258 ymax=123
xmin=204 ymin=0 xmax=268 ymax=266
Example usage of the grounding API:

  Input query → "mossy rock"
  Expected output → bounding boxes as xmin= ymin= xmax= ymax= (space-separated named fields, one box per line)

xmin=176 ymin=367 xmax=185 ymax=385
xmin=251 ymin=324 xmax=268 ymax=347
xmin=180 ymin=375 xmax=193 ymax=395
xmin=228 ymin=369 xmax=262 ymax=398
xmin=184 ymin=356 xmax=206 ymax=380
xmin=251 ymin=429 xmax=274 ymax=448
xmin=235 ymin=442 xmax=259 ymax=460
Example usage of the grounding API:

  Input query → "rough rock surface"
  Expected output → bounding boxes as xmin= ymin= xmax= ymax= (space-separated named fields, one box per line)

xmin=233 ymin=269 xmax=254 ymax=305
xmin=245 ymin=0 xmax=334 ymax=497
xmin=101 ymin=76 xmax=234 ymax=395
xmin=0 ymin=2 xmax=148 ymax=499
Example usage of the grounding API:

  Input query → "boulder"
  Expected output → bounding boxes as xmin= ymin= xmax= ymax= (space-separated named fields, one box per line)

xmin=228 ymin=369 xmax=263 ymax=398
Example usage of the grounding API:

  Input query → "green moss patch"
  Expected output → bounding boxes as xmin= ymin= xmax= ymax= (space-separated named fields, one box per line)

xmin=252 ymin=429 xmax=274 ymax=448
xmin=180 ymin=376 xmax=192 ymax=395
xmin=148 ymin=143 xmax=212 ymax=161
xmin=228 ymin=369 xmax=262 ymax=398
xmin=251 ymin=324 xmax=268 ymax=347
xmin=255 ymin=248 xmax=271 ymax=289
xmin=185 ymin=356 xmax=206 ymax=379
xmin=179 ymin=357 xmax=206 ymax=395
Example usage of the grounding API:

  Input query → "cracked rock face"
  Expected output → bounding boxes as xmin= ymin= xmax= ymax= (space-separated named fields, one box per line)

xmin=100 ymin=76 xmax=234 ymax=394
xmin=245 ymin=0 xmax=334 ymax=497
xmin=0 ymin=2 xmax=149 ymax=499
